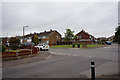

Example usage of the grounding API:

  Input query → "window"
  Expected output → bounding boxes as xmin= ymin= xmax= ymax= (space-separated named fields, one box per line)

xmin=42 ymin=36 xmax=46 ymax=39
xmin=56 ymin=36 xmax=59 ymax=39
xmin=46 ymin=41 xmax=49 ymax=44
xmin=90 ymin=36 xmax=93 ymax=40
xmin=38 ymin=37 xmax=42 ymax=39
xmin=79 ymin=35 xmax=82 ymax=39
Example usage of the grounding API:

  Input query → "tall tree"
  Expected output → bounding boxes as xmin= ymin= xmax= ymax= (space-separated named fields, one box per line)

xmin=114 ymin=25 xmax=120 ymax=44
xmin=64 ymin=29 xmax=74 ymax=41
xmin=32 ymin=35 xmax=39 ymax=45
xmin=9 ymin=37 xmax=20 ymax=49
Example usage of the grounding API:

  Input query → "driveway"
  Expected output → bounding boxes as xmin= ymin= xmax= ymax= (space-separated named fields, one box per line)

xmin=2 ymin=44 xmax=119 ymax=78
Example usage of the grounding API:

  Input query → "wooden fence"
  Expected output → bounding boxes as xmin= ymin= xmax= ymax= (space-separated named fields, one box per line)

xmin=2 ymin=47 xmax=39 ymax=58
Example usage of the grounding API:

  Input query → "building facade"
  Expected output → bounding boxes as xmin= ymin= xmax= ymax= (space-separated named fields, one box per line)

xmin=75 ymin=30 xmax=95 ymax=44
xmin=24 ymin=30 xmax=62 ymax=45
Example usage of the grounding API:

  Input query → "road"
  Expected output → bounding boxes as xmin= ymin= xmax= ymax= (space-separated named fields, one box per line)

xmin=2 ymin=44 xmax=119 ymax=78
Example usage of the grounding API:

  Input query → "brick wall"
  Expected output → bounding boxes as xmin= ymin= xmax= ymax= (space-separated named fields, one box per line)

xmin=49 ymin=31 xmax=61 ymax=45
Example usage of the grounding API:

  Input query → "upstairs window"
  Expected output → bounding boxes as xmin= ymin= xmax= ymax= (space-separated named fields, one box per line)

xmin=79 ymin=35 xmax=82 ymax=39
xmin=42 ymin=36 xmax=46 ymax=39
xmin=56 ymin=36 xmax=59 ymax=39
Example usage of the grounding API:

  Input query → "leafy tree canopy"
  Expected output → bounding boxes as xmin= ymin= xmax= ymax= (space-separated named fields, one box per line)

xmin=9 ymin=37 xmax=20 ymax=49
xmin=114 ymin=25 xmax=120 ymax=44
xmin=64 ymin=29 xmax=74 ymax=41
xmin=9 ymin=37 xmax=20 ymax=46
xmin=32 ymin=35 xmax=39 ymax=45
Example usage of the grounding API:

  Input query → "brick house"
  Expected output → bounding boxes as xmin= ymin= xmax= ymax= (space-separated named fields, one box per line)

xmin=1 ymin=37 xmax=10 ymax=45
xmin=75 ymin=30 xmax=95 ymax=44
xmin=24 ymin=30 xmax=62 ymax=45
xmin=107 ymin=35 xmax=115 ymax=41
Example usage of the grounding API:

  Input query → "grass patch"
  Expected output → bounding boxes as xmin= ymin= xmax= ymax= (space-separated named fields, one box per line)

xmin=8 ymin=50 xmax=22 ymax=52
xmin=87 ymin=44 xmax=102 ymax=47
xmin=50 ymin=45 xmax=73 ymax=48
xmin=50 ymin=44 xmax=102 ymax=48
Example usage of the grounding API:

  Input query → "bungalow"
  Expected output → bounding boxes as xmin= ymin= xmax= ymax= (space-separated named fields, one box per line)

xmin=24 ymin=30 xmax=62 ymax=45
xmin=75 ymin=30 xmax=95 ymax=44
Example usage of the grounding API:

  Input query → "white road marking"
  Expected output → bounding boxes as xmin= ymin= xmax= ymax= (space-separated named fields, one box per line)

xmin=50 ymin=52 xmax=78 ymax=57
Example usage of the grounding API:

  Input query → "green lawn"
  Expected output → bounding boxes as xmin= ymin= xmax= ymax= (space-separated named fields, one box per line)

xmin=50 ymin=44 xmax=102 ymax=48
xmin=50 ymin=45 xmax=73 ymax=48
xmin=87 ymin=44 xmax=102 ymax=47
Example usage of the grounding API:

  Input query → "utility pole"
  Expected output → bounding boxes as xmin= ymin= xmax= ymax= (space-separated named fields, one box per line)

xmin=23 ymin=26 xmax=28 ymax=44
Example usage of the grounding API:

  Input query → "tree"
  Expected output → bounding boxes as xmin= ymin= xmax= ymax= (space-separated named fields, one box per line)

xmin=64 ymin=29 xmax=74 ymax=41
xmin=32 ymin=35 xmax=39 ymax=45
xmin=74 ymin=35 xmax=77 ymax=41
xmin=101 ymin=38 xmax=106 ymax=44
xmin=114 ymin=25 xmax=120 ymax=44
xmin=9 ymin=37 xmax=20 ymax=49
xmin=0 ymin=44 xmax=6 ymax=52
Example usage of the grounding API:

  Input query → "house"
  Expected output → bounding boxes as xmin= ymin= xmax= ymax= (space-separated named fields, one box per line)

xmin=75 ymin=30 xmax=95 ymax=44
xmin=24 ymin=33 xmax=34 ymax=43
xmin=107 ymin=35 xmax=115 ymax=41
xmin=97 ymin=37 xmax=107 ymax=43
xmin=24 ymin=30 xmax=62 ymax=45
xmin=1 ymin=37 xmax=10 ymax=45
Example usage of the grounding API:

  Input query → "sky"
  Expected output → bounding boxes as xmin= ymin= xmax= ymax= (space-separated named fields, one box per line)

xmin=1 ymin=0 xmax=119 ymax=38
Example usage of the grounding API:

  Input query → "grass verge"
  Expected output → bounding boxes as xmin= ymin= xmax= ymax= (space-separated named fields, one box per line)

xmin=50 ymin=44 xmax=102 ymax=48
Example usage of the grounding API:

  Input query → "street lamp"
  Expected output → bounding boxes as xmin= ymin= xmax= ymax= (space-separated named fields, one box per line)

xmin=23 ymin=26 xmax=28 ymax=44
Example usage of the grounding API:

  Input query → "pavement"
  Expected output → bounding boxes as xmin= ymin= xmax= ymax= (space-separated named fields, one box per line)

xmin=2 ymin=43 xmax=120 ymax=78
xmin=2 ymin=51 xmax=52 ymax=68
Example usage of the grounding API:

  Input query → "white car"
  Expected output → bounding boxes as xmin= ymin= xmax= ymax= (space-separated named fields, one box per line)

xmin=35 ymin=44 xmax=49 ymax=51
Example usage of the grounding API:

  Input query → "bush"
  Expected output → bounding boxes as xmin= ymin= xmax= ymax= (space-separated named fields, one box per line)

xmin=0 ymin=44 xmax=6 ymax=52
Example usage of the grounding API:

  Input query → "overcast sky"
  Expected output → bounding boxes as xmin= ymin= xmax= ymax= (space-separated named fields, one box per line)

xmin=2 ymin=1 xmax=118 ymax=38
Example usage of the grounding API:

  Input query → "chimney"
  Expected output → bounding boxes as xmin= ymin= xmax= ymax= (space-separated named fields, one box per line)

xmin=50 ymin=29 xmax=52 ymax=31
xmin=81 ymin=29 xmax=85 ymax=32
xmin=44 ymin=31 xmax=46 ymax=32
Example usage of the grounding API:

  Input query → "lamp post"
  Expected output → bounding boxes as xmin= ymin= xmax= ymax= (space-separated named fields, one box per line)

xmin=23 ymin=26 xmax=28 ymax=44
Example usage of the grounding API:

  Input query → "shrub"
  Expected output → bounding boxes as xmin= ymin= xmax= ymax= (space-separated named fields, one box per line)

xmin=9 ymin=37 xmax=20 ymax=49
xmin=0 ymin=44 xmax=6 ymax=52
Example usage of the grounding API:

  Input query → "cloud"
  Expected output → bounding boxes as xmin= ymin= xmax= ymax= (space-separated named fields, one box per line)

xmin=2 ymin=2 xmax=118 ymax=37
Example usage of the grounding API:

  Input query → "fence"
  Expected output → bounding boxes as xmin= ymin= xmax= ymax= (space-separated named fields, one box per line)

xmin=2 ymin=47 xmax=39 ymax=58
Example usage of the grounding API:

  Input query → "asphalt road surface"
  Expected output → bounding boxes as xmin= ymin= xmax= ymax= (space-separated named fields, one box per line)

xmin=2 ymin=44 xmax=119 ymax=78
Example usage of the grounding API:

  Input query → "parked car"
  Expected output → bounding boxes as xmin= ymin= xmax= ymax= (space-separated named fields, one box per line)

xmin=106 ymin=41 xmax=112 ymax=45
xmin=34 ymin=43 xmax=49 ymax=51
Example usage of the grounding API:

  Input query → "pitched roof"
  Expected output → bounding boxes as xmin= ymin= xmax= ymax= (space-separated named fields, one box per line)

xmin=24 ymin=30 xmax=61 ymax=38
xmin=37 ymin=30 xmax=55 ymax=36
xmin=76 ymin=30 xmax=95 ymax=38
